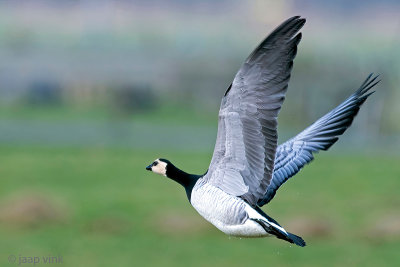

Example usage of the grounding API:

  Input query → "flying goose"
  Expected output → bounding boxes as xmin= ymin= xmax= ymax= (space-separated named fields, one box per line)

xmin=146 ymin=16 xmax=379 ymax=247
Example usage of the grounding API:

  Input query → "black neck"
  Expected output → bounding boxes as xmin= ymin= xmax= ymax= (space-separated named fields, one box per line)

xmin=166 ymin=163 xmax=201 ymax=201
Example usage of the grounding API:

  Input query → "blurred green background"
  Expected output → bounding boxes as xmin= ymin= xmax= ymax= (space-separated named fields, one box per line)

xmin=0 ymin=1 xmax=399 ymax=266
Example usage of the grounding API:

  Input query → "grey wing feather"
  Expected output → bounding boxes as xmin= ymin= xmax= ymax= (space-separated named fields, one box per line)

xmin=257 ymin=74 xmax=380 ymax=206
xmin=206 ymin=16 xmax=306 ymax=206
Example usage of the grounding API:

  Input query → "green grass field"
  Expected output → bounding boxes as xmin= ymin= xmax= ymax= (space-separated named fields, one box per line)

xmin=0 ymin=146 xmax=399 ymax=266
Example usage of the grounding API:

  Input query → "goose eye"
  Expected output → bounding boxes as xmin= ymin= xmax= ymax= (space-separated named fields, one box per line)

xmin=153 ymin=161 xmax=158 ymax=166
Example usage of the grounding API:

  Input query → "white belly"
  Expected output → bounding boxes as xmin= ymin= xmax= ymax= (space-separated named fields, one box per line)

xmin=191 ymin=180 xmax=269 ymax=237
xmin=211 ymin=218 xmax=271 ymax=238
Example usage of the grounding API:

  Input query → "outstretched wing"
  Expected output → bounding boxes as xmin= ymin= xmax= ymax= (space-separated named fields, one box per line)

xmin=258 ymin=74 xmax=380 ymax=206
xmin=205 ymin=16 xmax=306 ymax=206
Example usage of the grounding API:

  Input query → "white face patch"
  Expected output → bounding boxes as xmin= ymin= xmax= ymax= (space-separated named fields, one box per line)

xmin=152 ymin=159 xmax=167 ymax=176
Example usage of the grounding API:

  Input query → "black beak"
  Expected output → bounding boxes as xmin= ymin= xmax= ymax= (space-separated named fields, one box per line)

xmin=146 ymin=164 xmax=152 ymax=171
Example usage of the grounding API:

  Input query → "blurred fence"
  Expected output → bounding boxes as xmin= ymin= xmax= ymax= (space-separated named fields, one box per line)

xmin=0 ymin=0 xmax=398 ymax=150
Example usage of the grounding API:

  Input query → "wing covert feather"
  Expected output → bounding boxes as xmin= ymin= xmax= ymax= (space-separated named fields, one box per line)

xmin=205 ymin=16 xmax=306 ymax=205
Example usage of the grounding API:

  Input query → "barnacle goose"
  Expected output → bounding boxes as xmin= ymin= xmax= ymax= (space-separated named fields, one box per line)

xmin=146 ymin=16 xmax=379 ymax=247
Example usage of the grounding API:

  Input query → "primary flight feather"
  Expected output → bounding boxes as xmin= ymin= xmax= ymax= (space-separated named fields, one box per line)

xmin=146 ymin=16 xmax=379 ymax=247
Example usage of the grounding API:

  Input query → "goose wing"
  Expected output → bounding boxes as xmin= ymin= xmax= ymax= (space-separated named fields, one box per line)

xmin=204 ymin=16 xmax=305 ymax=205
xmin=258 ymin=74 xmax=380 ymax=206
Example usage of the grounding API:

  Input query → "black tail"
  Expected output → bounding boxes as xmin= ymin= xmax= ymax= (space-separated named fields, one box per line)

xmin=287 ymin=232 xmax=306 ymax=247
xmin=251 ymin=218 xmax=306 ymax=247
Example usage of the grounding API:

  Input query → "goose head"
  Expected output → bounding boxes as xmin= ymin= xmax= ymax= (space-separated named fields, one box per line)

xmin=146 ymin=158 xmax=169 ymax=176
xmin=146 ymin=158 xmax=201 ymax=201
